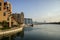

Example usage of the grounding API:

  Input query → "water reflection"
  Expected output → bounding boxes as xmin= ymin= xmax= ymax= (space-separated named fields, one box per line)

xmin=14 ymin=29 xmax=24 ymax=40
xmin=23 ymin=24 xmax=60 ymax=40
xmin=14 ymin=26 xmax=33 ymax=40
xmin=24 ymin=26 xmax=33 ymax=31
xmin=2 ymin=24 xmax=60 ymax=40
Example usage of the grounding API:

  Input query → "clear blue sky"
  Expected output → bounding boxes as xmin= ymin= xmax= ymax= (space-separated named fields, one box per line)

xmin=4 ymin=0 xmax=60 ymax=22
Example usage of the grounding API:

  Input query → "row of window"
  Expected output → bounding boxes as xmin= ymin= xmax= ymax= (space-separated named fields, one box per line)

xmin=3 ymin=12 xmax=10 ymax=16
xmin=0 ymin=2 xmax=10 ymax=16
xmin=0 ymin=2 xmax=6 ymax=16
xmin=0 ymin=2 xmax=10 ymax=6
xmin=0 ymin=2 xmax=11 ymax=11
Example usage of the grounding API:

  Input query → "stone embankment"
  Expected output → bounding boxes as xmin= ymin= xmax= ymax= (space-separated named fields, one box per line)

xmin=0 ymin=24 xmax=24 ymax=39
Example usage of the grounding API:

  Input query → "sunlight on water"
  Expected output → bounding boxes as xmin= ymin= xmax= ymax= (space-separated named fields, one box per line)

xmin=34 ymin=24 xmax=60 ymax=39
xmin=24 ymin=24 xmax=60 ymax=39
xmin=15 ymin=24 xmax=60 ymax=40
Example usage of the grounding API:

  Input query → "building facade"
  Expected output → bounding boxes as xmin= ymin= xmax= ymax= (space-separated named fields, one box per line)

xmin=12 ymin=12 xmax=24 ymax=24
xmin=0 ymin=0 xmax=24 ymax=27
xmin=0 ymin=0 xmax=12 ymax=27
xmin=0 ymin=0 xmax=4 ymax=22
xmin=24 ymin=18 xmax=33 ymax=26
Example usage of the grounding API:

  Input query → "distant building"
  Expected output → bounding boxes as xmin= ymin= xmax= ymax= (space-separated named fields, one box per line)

xmin=24 ymin=18 xmax=33 ymax=26
xmin=12 ymin=12 xmax=24 ymax=24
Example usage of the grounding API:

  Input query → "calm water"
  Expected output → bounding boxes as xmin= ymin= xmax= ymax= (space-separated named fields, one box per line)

xmin=15 ymin=24 xmax=60 ymax=40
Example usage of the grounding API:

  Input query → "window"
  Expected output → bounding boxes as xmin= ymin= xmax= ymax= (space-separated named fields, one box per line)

xmin=0 ymin=7 xmax=1 ymax=11
xmin=7 ymin=7 xmax=9 ymax=10
xmin=0 ymin=2 xmax=2 ymax=6
xmin=18 ymin=15 xmax=19 ymax=18
xmin=7 ymin=18 xmax=9 ymax=21
xmin=3 ymin=12 xmax=6 ymax=16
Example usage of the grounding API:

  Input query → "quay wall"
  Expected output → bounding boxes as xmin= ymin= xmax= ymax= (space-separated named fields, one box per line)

xmin=0 ymin=26 xmax=24 ymax=39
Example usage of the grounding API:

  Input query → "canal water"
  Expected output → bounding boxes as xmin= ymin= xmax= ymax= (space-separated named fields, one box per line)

xmin=13 ymin=24 xmax=60 ymax=40
xmin=2 ymin=24 xmax=60 ymax=40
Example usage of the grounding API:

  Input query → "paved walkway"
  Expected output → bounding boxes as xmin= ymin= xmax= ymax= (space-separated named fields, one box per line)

xmin=0 ymin=24 xmax=24 ymax=38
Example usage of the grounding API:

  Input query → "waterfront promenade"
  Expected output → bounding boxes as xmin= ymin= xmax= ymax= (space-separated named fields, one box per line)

xmin=0 ymin=24 xmax=24 ymax=39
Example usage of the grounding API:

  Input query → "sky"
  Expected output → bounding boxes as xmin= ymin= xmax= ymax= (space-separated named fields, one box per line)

xmin=4 ymin=0 xmax=60 ymax=22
